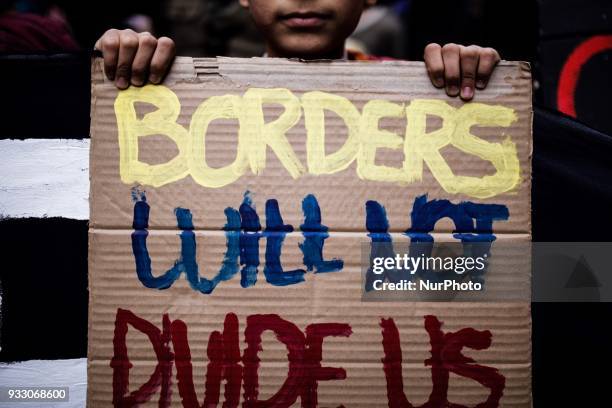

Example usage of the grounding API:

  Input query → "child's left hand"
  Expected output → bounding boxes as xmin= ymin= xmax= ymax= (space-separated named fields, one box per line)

xmin=423 ymin=43 xmax=501 ymax=101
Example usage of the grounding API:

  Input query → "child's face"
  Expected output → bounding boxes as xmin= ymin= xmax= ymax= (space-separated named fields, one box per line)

xmin=239 ymin=0 xmax=368 ymax=59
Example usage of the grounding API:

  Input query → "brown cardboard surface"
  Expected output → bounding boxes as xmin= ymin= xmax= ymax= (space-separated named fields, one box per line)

xmin=88 ymin=57 xmax=532 ymax=407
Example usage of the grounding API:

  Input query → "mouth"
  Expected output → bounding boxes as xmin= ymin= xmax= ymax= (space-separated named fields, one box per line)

xmin=279 ymin=11 xmax=332 ymax=29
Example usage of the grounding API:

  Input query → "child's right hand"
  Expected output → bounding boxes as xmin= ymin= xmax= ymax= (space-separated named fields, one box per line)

xmin=94 ymin=29 xmax=176 ymax=89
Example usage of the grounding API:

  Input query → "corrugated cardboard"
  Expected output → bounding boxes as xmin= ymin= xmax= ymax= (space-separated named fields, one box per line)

xmin=88 ymin=56 xmax=532 ymax=407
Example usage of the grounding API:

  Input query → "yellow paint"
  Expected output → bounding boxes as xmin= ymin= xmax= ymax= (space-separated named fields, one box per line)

xmin=242 ymin=88 xmax=304 ymax=178
xmin=115 ymin=85 xmax=521 ymax=198
xmin=406 ymin=100 xmax=519 ymax=199
xmin=302 ymin=91 xmax=360 ymax=174
xmin=358 ymin=99 xmax=412 ymax=182
xmin=189 ymin=94 xmax=249 ymax=188
xmin=115 ymin=85 xmax=189 ymax=187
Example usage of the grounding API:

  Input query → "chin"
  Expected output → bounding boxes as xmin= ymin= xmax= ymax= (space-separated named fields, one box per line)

xmin=277 ymin=36 xmax=340 ymax=59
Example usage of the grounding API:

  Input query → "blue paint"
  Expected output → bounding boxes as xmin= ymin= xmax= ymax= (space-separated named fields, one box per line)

xmin=364 ymin=195 xmax=510 ymax=290
xmin=177 ymin=207 xmax=242 ymax=294
xmin=173 ymin=207 xmax=209 ymax=292
xmin=263 ymin=199 xmax=306 ymax=286
xmin=455 ymin=201 xmax=510 ymax=242
xmin=131 ymin=196 xmax=182 ymax=289
xmin=453 ymin=201 xmax=509 ymax=284
xmin=220 ymin=207 xmax=241 ymax=282
xmin=405 ymin=195 xmax=509 ymax=284
xmin=299 ymin=194 xmax=343 ymax=273
xmin=364 ymin=200 xmax=402 ymax=291
xmin=365 ymin=200 xmax=392 ymax=242
xmin=131 ymin=189 xmax=507 ymax=295
xmin=174 ymin=207 xmax=193 ymax=230
xmin=406 ymin=195 xmax=508 ymax=243
xmin=131 ymin=188 xmax=148 ymax=228
xmin=239 ymin=192 xmax=261 ymax=288
xmin=130 ymin=187 xmax=144 ymax=204
xmin=131 ymin=193 xmax=241 ymax=293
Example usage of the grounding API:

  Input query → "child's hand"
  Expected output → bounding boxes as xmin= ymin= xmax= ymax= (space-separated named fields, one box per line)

xmin=423 ymin=43 xmax=501 ymax=101
xmin=94 ymin=29 xmax=176 ymax=89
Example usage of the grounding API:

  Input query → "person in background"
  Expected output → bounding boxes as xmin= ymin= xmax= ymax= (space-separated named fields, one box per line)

xmin=94 ymin=0 xmax=501 ymax=102
xmin=0 ymin=0 xmax=78 ymax=52
xmin=163 ymin=0 xmax=264 ymax=57
xmin=348 ymin=0 xmax=407 ymax=59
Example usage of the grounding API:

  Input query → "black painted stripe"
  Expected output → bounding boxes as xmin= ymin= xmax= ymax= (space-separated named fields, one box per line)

xmin=0 ymin=53 xmax=91 ymax=140
xmin=0 ymin=217 xmax=88 ymax=362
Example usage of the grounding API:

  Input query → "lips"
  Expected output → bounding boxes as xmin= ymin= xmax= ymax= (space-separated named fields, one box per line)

xmin=279 ymin=11 xmax=331 ymax=29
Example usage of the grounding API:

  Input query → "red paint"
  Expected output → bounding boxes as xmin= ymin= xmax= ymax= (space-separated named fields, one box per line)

xmin=111 ymin=309 xmax=504 ymax=407
xmin=222 ymin=313 xmax=243 ymax=408
xmin=302 ymin=323 xmax=353 ymax=407
xmin=110 ymin=308 xmax=173 ymax=408
xmin=557 ymin=35 xmax=612 ymax=118
xmin=380 ymin=315 xmax=505 ymax=408
xmin=170 ymin=313 xmax=242 ymax=408
xmin=380 ymin=317 xmax=413 ymax=408
xmin=243 ymin=314 xmax=306 ymax=407
xmin=242 ymin=316 xmax=353 ymax=408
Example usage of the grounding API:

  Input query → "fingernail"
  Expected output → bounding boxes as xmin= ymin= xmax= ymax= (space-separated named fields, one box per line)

xmin=461 ymin=86 xmax=474 ymax=100
xmin=116 ymin=77 xmax=128 ymax=89
xmin=149 ymin=75 xmax=160 ymax=84
xmin=434 ymin=78 xmax=444 ymax=88
xmin=131 ymin=77 xmax=143 ymax=86
xmin=476 ymin=80 xmax=486 ymax=89
xmin=447 ymin=85 xmax=459 ymax=96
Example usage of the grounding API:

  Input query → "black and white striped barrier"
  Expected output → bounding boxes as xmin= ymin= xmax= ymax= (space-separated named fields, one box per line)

xmin=0 ymin=54 xmax=90 ymax=361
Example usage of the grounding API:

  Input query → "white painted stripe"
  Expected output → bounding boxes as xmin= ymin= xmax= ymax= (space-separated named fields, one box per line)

xmin=0 ymin=139 xmax=89 ymax=220
xmin=0 ymin=358 xmax=87 ymax=408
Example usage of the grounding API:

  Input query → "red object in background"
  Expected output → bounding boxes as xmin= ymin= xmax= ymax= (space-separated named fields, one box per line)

xmin=557 ymin=35 xmax=612 ymax=118
xmin=0 ymin=11 xmax=79 ymax=52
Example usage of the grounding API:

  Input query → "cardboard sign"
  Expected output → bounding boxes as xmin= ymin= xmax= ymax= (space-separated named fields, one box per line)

xmin=88 ymin=57 xmax=532 ymax=407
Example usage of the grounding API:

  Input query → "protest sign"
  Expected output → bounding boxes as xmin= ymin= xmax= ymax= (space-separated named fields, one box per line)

xmin=88 ymin=56 xmax=532 ymax=407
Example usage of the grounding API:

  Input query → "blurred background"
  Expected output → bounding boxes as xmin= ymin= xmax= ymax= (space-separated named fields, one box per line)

xmin=1 ymin=0 xmax=611 ymax=133
xmin=1 ymin=0 xmax=612 ymax=406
